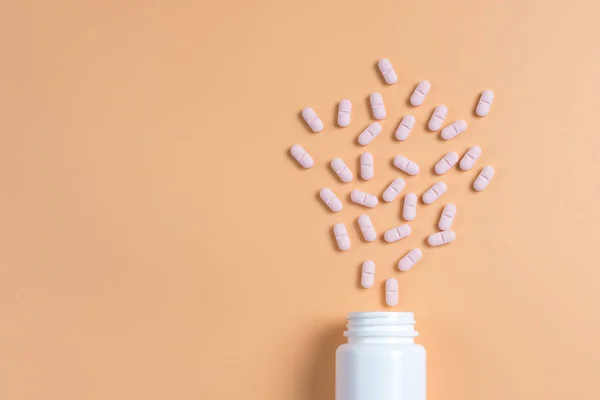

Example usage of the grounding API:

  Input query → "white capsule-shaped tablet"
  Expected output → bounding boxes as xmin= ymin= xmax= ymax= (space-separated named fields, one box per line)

xmin=384 ymin=224 xmax=412 ymax=243
xmin=350 ymin=190 xmax=378 ymax=208
xmin=410 ymin=80 xmax=431 ymax=106
xmin=428 ymin=105 xmax=448 ymax=131
xmin=434 ymin=152 xmax=459 ymax=175
xmin=289 ymin=144 xmax=314 ymax=168
xmin=370 ymin=92 xmax=386 ymax=120
xmin=338 ymin=99 xmax=352 ymax=127
xmin=357 ymin=215 xmax=377 ymax=242
xmin=393 ymin=155 xmax=420 ymax=175
xmin=438 ymin=204 xmax=457 ymax=231
xmin=330 ymin=158 xmax=353 ymax=183
xmin=378 ymin=59 xmax=398 ymax=85
xmin=360 ymin=152 xmax=374 ymax=181
xmin=476 ymin=90 xmax=494 ymax=117
xmin=319 ymin=188 xmax=343 ymax=213
xmin=385 ymin=278 xmax=399 ymax=306
xmin=301 ymin=107 xmax=324 ymax=133
xmin=395 ymin=114 xmax=415 ymax=141
xmin=398 ymin=248 xmax=423 ymax=272
xmin=361 ymin=260 xmax=376 ymax=288
xmin=422 ymin=182 xmax=447 ymax=205
xmin=333 ymin=223 xmax=351 ymax=251
xmin=441 ymin=120 xmax=467 ymax=140
xmin=382 ymin=178 xmax=406 ymax=203
xmin=428 ymin=230 xmax=456 ymax=247
xmin=403 ymin=193 xmax=417 ymax=221
xmin=358 ymin=122 xmax=382 ymax=146
xmin=459 ymin=146 xmax=482 ymax=171
xmin=473 ymin=166 xmax=495 ymax=191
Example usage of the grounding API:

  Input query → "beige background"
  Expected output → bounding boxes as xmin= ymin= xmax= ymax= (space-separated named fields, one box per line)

xmin=1 ymin=0 xmax=600 ymax=399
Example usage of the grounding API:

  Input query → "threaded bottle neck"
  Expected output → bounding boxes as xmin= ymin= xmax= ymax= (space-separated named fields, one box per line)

xmin=344 ymin=312 xmax=418 ymax=343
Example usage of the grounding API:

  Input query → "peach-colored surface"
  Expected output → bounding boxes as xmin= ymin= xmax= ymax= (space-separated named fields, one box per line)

xmin=1 ymin=1 xmax=600 ymax=399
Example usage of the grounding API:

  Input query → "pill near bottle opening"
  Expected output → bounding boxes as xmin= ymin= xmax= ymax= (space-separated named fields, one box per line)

xmin=428 ymin=230 xmax=456 ymax=247
xmin=385 ymin=278 xmax=399 ymax=306
xmin=428 ymin=105 xmax=448 ymax=131
xmin=395 ymin=115 xmax=416 ymax=141
xmin=474 ymin=166 xmax=495 ymax=191
xmin=393 ymin=155 xmax=420 ymax=175
xmin=319 ymin=188 xmax=343 ymax=213
xmin=441 ymin=120 xmax=467 ymax=140
xmin=403 ymin=193 xmax=417 ymax=221
xmin=476 ymin=90 xmax=494 ymax=117
xmin=370 ymin=92 xmax=386 ymax=120
xmin=290 ymin=144 xmax=314 ymax=168
xmin=384 ymin=224 xmax=412 ymax=243
xmin=410 ymin=80 xmax=430 ymax=106
xmin=338 ymin=99 xmax=352 ymax=127
xmin=301 ymin=107 xmax=324 ymax=133
xmin=378 ymin=59 xmax=398 ymax=84
xmin=330 ymin=158 xmax=353 ymax=183
xmin=360 ymin=152 xmax=374 ymax=180
xmin=434 ymin=152 xmax=459 ymax=175
xmin=438 ymin=204 xmax=457 ymax=231
xmin=357 ymin=215 xmax=377 ymax=242
xmin=459 ymin=146 xmax=482 ymax=171
xmin=358 ymin=122 xmax=382 ymax=146
xmin=361 ymin=260 xmax=376 ymax=288
xmin=351 ymin=190 xmax=378 ymax=208
xmin=422 ymin=182 xmax=447 ymax=205
xmin=382 ymin=178 xmax=406 ymax=202
xmin=334 ymin=223 xmax=351 ymax=251
xmin=398 ymin=248 xmax=423 ymax=272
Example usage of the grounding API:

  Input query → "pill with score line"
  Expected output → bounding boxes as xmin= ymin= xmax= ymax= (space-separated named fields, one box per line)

xmin=459 ymin=146 xmax=482 ymax=170
xmin=361 ymin=260 xmax=376 ymax=288
xmin=358 ymin=122 xmax=382 ymax=145
xmin=357 ymin=215 xmax=377 ymax=242
xmin=473 ymin=166 xmax=495 ymax=191
xmin=476 ymin=90 xmax=494 ymax=117
xmin=438 ymin=204 xmax=457 ymax=231
xmin=395 ymin=115 xmax=415 ymax=141
xmin=330 ymin=158 xmax=353 ymax=183
xmin=378 ymin=59 xmax=398 ymax=84
xmin=385 ymin=278 xmax=399 ymax=306
xmin=434 ymin=152 xmax=459 ymax=175
xmin=333 ymin=223 xmax=351 ymax=251
xmin=393 ymin=155 xmax=420 ymax=175
xmin=428 ymin=230 xmax=456 ymax=247
xmin=289 ymin=144 xmax=314 ymax=168
xmin=422 ymin=182 xmax=447 ymax=205
xmin=384 ymin=224 xmax=412 ymax=243
xmin=428 ymin=105 xmax=448 ymax=131
xmin=403 ymin=193 xmax=417 ymax=221
xmin=382 ymin=178 xmax=406 ymax=202
xmin=410 ymin=80 xmax=430 ymax=106
xmin=351 ymin=190 xmax=378 ymax=208
xmin=398 ymin=248 xmax=423 ymax=272
xmin=301 ymin=107 xmax=323 ymax=133
xmin=338 ymin=99 xmax=352 ymax=127
xmin=441 ymin=120 xmax=467 ymax=140
xmin=370 ymin=92 xmax=386 ymax=119
xmin=360 ymin=152 xmax=374 ymax=180
xmin=319 ymin=188 xmax=343 ymax=212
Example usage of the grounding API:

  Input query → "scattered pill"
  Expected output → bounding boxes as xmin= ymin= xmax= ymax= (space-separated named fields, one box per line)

xmin=410 ymin=80 xmax=430 ymax=106
xmin=393 ymin=155 xmax=420 ymax=175
xmin=428 ymin=230 xmax=456 ymax=247
xmin=378 ymin=59 xmax=398 ymax=84
xmin=301 ymin=107 xmax=324 ymax=133
xmin=438 ymin=204 xmax=457 ymax=231
xmin=351 ymin=190 xmax=378 ymax=208
xmin=398 ymin=248 xmax=423 ymax=272
xmin=338 ymin=99 xmax=352 ymax=127
xmin=358 ymin=122 xmax=382 ymax=145
xmin=384 ymin=224 xmax=412 ymax=243
xmin=360 ymin=152 xmax=374 ymax=180
xmin=459 ymin=146 xmax=482 ymax=171
xmin=428 ymin=105 xmax=448 ymax=131
xmin=370 ymin=92 xmax=386 ymax=119
xmin=330 ymin=158 xmax=353 ymax=183
xmin=473 ymin=166 xmax=495 ymax=191
xmin=382 ymin=178 xmax=406 ymax=202
xmin=395 ymin=115 xmax=416 ymax=141
xmin=441 ymin=120 xmax=467 ymax=140
xmin=434 ymin=152 xmax=459 ymax=175
xmin=423 ymin=182 xmax=447 ymax=205
xmin=319 ymin=188 xmax=343 ymax=212
xmin=334 ymin=223 xmax=351 ymax=251
xmin=361 ymin=260 xmax=376 ymax=288
xmin=476 ymin=90 xmax=494 ymax=117
xmin=289 ymin=144 xmax=314 ymax=168
xmin=357 ymin=215 xmax=377 ymax=242
xmin=403 ymin=193 xmax=417 ymax=221
xmin=385 ymin=278 xmax=399 ymax=306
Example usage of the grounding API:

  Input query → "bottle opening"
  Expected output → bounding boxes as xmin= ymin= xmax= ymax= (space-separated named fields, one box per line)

xmin=344 ymin=312 xmax=418 ymax=338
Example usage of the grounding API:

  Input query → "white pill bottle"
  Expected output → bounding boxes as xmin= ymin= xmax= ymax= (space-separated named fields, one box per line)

xmin=336 ymin=312 xmax=426 ymax=400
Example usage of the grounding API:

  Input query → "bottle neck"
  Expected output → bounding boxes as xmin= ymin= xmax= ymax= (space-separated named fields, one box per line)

xmin=344 ymin=312 xmax=418 ymax=344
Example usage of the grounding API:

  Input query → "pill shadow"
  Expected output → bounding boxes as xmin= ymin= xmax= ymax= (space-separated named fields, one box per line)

xmin=380 ymin=280 xmax=388 ymax=307
xmin=472 ymin=93 xmax=482 ymax=118
xmin=331 ymin=104 xmax=339 ymax=128
xmin=356 ymin=261 xmax=364 ymax=289
xmin=373 ymin=61 xmax=386 ymax=85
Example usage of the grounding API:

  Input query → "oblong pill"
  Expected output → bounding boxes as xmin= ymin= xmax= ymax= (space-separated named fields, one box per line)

xmin=319 ymin=188 xmax=343 ymax=212
xmin=350 ymin=190 xmax=378 ymax=208
xmin=358 ymin=122 xmax=382 ymax=145
xmin=422 ymin=182 xmax=447 ymax=205
xmin=434 ymin=152 xmax=459 ymax=175
xmin=357 ymin=214 xmax=377 ymax=242
xmin=459 ymin=146 xmax=482 ymax=171
xmin=360 ymin=152 xmax=374 ymax=180
xmin=301 ymin=107 xmax=324 ymax=133
xmin=333 ymin=223 xmax=351 ymax=251
xmin=410 ymin=80 xmax=431 ymax=106
xmin=338 ymin=99 xmax=352 ymax=127
xmin=361 ymin=260 xmax=376 ymax=288
xmin=370 ymin=92 xmax=386 ymax=120
xmin=473 ymin=166 xmax=495 ymax=191
xmin=289 ymin=144 xmax=314 ymax=168
xmin=382 ymin=178 xmax=406 ymax=202
xmin=403 ymin=193 xmax=417 ymax=221
xmin=385 ymin=278 xmax=399 ymax=306
xmin=428 ymin=105 xmax=448 ymax=131
xmin=441 ymin=120 xmax=467 ymax=140
xmin=476 ymin=90 xmax=494 ymax=117
xmin=378 ymin=59 xmax=398 ymax=85
xmin=438 ymin=204 xmax=457 ymax=231
xmin=330 ymin=158 xmax=353 ymax=183
xmin=398 ymin=248 xmax=423 ymax=272
xmin=395 ymin=114 xmax=415 ymax=141
xmin=384 ymin=224 xmax=412 ymax=243
xmin=428 ymin=230 xmax=456 ymax=247
xmin=393 ymin=155 xmax=420 ymax=175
